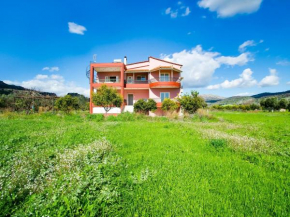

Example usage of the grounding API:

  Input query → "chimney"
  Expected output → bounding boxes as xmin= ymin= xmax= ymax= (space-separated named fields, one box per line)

xmin=124 ymin=56 xmax=127 ymax=65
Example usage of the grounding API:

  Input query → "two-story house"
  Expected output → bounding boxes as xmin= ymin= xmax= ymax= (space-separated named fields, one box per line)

xmin=89 ymin=56 xmax=183 ymax=116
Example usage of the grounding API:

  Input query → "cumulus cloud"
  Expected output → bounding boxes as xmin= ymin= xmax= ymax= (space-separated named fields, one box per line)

xmin=4 ymin=74 xmax=89 ymax=97
xmin=161 ymin=45 xmax=252 ymax=88
xmin=206 ymin=68 xmax=257 ymax=89
xmin=68 ymin=22 xmax=87 ymax=35
xmin=198 ymin=0 xmax=263 ymax=17
xmin=259 ymin=68 xmax=279 ymax=87
xmin=276 ymin=60 xmax=290 ymax=66
xmin=42 ymin=66 xmax=59 ymax=72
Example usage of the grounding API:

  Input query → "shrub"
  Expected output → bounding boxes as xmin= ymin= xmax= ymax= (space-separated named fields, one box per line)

xmin=177 ymin=91 xmax=207 ymax=114
xmin=161 ymin=98 xmax=178 ymax=112
xmin=134 ymin=99 xmax=157 ymax=114
xmin=55 ymin=95 xmax=80 ymax=113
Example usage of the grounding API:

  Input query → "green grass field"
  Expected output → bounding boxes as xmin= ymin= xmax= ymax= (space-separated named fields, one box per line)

xmin=0 ymin=111 xmax=289 ymax=216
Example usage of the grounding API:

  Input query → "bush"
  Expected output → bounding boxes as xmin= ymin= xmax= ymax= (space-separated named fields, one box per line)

xmin=161 ymin=98 xmax=178 ymax=112
xmin=177 ymin=91 xmax=207 ymax=114
xmin=55 ymin=95 xmax=80 ymax=113
xmin=134 ymin=99 xmax=157 ymax=114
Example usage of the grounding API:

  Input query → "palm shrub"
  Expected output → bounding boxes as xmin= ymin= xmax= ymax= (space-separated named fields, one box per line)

xmin=177 ymin=91 xmax=207 ymax=114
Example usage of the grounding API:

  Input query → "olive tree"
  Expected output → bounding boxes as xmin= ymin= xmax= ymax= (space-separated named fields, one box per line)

xmin=92 ymin=85 xmax=123 ymax=114
xmin=177 ymin=91 xmax=207 ymax=114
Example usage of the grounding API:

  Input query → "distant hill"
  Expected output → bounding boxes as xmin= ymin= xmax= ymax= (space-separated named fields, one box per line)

xmin=200 ymin=94 xmax=225 ymax=103
xmin=251 ymin=90 xmax=290 ymax=99
xmin=213 ymin=90 xmax=290 ymax=105
xmin=0 ymin=80 xmax=57 ymax=96
xmin=67 ymin=93 xmax=89 ymax=101
xmin=0 ymin=81 xmax=26 ymax=90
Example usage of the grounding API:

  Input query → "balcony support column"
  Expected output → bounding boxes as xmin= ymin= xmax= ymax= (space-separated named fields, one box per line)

xmin=90 ymin=65 xmax=94 ymax=114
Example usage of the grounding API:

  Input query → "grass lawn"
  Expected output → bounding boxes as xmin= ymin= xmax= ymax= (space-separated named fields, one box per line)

xmin=0 ymin=111 xmax=289 ymax=216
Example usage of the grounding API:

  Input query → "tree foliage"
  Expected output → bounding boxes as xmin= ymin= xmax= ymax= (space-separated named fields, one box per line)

xmin=55 ymin=95 xmax=80 ymax=113
xmin=134 ymin=99 xmax=157 ymax=114
xmin=177 ymin=91 xmax=207 ymax=114
xmin=161 ymin=98 xmax=178 ymax=112
xmin=92 ymin=85 xmax=123 ymax=114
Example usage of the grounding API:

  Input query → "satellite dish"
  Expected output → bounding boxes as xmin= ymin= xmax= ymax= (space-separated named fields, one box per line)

xmin=93 ymin=54 xmax=97 ymax=62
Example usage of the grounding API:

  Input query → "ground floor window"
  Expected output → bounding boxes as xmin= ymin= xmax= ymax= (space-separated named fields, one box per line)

xmin=160 ymin=92 xmax=170 ymax=102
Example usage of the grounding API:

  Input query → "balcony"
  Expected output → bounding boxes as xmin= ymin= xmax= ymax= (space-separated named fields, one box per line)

xmin=92 ymin=78 xmax=122 ymax=88
xmin=125 ymin=79 xmax=150 ymax=89
xmin=149 ymin=77 xmax=181 ymax=88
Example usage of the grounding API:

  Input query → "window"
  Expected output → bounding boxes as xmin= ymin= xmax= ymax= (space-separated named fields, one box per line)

xmin=160 ymin=92 xmax=170 ymax=102
xmin=160 ymin=73 xmax=170 ymax=82
xmin=105 ymin=76 xmax=118 ymax=82
xmin=137 ymin=75 xmax=146 ymax=81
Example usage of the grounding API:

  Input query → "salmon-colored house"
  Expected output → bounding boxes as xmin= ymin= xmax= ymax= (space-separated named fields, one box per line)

xmin=89 ymin=56 xmax=183 ymax=116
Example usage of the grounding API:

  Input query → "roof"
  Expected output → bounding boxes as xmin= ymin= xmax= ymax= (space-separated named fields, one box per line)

xmin=126 ymin=56 xmax=182 ymax=67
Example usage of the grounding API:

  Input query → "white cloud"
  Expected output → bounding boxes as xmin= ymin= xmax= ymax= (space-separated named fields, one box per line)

xmin=235 ymin=92 xmax=254 ymax=96
xmin=198 ymin=0 xmax=263 ymax=17
xmin=68 ymin=22 xmax=87 ymax=35
xmin=161 ymin=45 xmax=252 ymax=88
xmin=206 ymin=68 xmax=257 ymax=89
xmin=165 ymin=7 xmax=178 ymax=18
xmin=239 ymin=40 xmax=256 ymax=52
xmin=216 ymin=52 xmax=253 ymax=66
xmin=182 ymin=7 xmax=191 ymax=16
xmin=165 ymin=3 xmax=190 ymax=18
xmin=42 ymin=66 xmax=60 ymax=72
xmin=5 ymin=74 xmax=89 ymax=97
xmin=35 ymin=74 xmax=48 ymax=80
xmin=276 ymin=60 xmax=290 ymax=66
xmin=259 ymin=68 xmax=279 ymax=87
xmin=287 ymin=81 xmax=290 ymax=85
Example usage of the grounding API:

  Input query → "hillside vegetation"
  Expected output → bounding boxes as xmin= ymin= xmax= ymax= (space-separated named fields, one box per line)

xmin=0 ymin=111 xmax=289 ymax=216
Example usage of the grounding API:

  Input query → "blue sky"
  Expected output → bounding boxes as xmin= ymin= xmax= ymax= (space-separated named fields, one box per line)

xmin=0 ymin=0 xmax=290 ymax=97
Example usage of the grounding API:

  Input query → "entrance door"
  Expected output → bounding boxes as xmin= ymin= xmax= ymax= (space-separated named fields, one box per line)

xmin=128 ymin=94 xmax=134 ymax=105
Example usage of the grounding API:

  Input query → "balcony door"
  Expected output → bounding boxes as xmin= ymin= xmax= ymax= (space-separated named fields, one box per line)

xmin=127 ymin=76 xmax=133 ymax=83
xmin=160 ymin=73 xmax=170 ymax=82
xmin=128 ymin=94 xmax=134 ymax=106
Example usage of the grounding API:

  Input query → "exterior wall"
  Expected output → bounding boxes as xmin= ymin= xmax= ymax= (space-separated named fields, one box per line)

xmin=149 ymin=88 xmax=180 ymax=100
xmin=124 ymin=89 xmax=149 ymax=104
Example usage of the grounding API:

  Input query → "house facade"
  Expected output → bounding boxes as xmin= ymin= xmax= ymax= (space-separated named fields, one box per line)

xmin=89 ymin=56 xmax=183 ymax=116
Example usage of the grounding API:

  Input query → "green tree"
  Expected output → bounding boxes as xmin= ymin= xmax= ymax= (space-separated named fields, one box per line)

xmin=134 ymin=99 xmax=157 ymax=114
xmin=288 ymin=100 xmax=290 ymax=111
xmin=264 ymin=97 xmax=278 ymax=110
xmin=161 ymin=98 xmax=178 ymax=112
xmin=92 ymin=85 xmax=123 ymax=114
xmin=55 ymin=95 xmax=80 ymax=113
xmin=278 ymin=99 xmax=288 ymax=109
xmin=177 ymin=91 xmax=207 ymax=114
